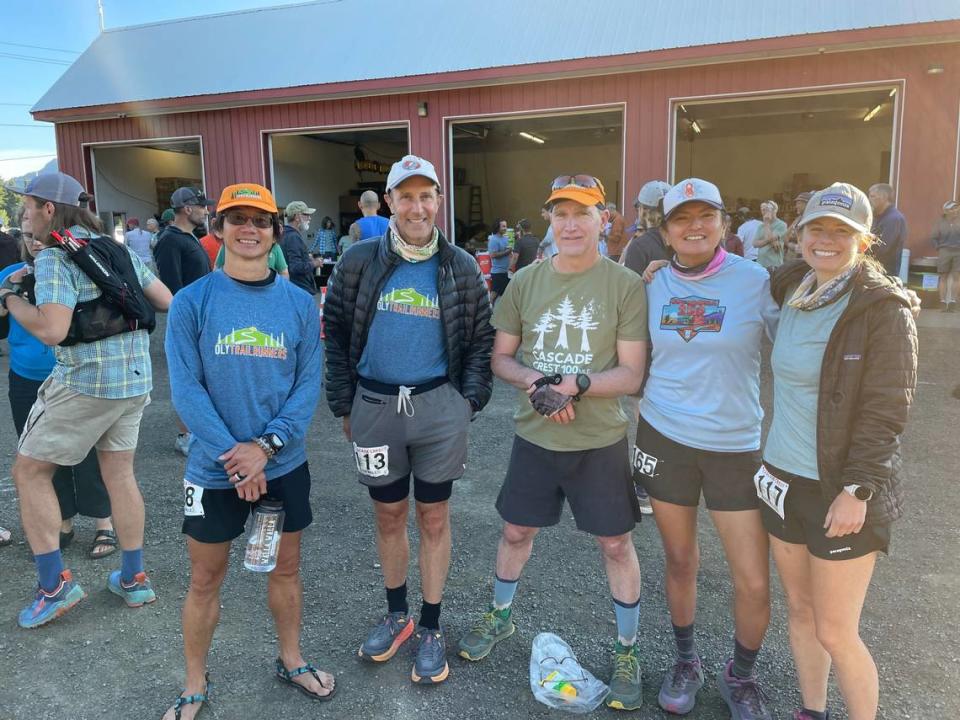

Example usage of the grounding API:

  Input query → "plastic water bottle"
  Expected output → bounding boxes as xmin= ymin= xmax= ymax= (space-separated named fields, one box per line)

xmin=243 ymin=499 xmax=284 ymax=572
xmin=541 ymin=670 xmax=578 ymax=699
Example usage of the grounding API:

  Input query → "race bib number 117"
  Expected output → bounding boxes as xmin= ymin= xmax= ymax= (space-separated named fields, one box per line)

xmin=753 ymin=466 xmax=789 ymax=520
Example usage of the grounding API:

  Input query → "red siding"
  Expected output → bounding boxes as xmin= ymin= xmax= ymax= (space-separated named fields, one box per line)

xmin=56 ymin=42 xmax=960 ymax=253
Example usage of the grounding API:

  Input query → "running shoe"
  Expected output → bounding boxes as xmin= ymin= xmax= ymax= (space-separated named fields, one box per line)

xmin=717 ymin=659 xmax=772 ymax=720
xmin=358 ymin=611 xmax=414 ymax=662
xmin=18 ymin=570 xmax=86 ymax=628
xmin=658 ymin=657 xmax=704 ymax=714
xmin=458 ymin=606 xmax=515 ymax=661
xmin=793 ymin=711 xmax=830 ymax=720
xmin=606 ymin=641 xmax=642 ymax=711
xmin=635 ymin=485 xmax=653 ymax=515
xmin=411 ymin=626 xmax=449 ymax=684
xmin=175 ymin=432 xmax=193 ymax=457
xmin=107 ymin=570 xmax=157 ymax=607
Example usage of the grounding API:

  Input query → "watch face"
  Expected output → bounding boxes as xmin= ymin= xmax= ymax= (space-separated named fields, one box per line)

xmin=576 ymin=374 xmax=591 ymax=392
xmin=267 ymin=433 xmax=284 ymax=451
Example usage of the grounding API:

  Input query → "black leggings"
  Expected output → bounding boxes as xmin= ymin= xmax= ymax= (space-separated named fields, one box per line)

xmin=8 ymin=370 xmax=111 ymax=520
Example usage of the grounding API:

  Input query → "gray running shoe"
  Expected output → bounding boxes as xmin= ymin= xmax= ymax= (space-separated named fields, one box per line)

xmin=458 ymin=606 xmax=515 ymax=661
xmin=635 ymin=485 xmax=653 ymax=515
xmin=717 ymin=660 xmax=772 ymax=720
xmin=793 ymin=711 xmax=830 ymax=720
xmin=658 ymin=657 xmax=704 ymax=714
xmin=411 ymin=626 xmax=449 ymax=684
xmin=606 ymin=641 xmax=642 ymax=711
xmin=358 ymin=611 xmax=414 ymax=662
xmin=174 ymin=432 xmax=192 ymax=457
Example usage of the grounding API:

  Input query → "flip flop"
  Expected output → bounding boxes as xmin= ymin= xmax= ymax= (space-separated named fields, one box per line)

xmin=0 ymin=526 xmax=11 ymax=547
xmin=90 ymin=528 xmax=117 ymax=559
xmin=275 ymin=659 xmax=336 ymax=701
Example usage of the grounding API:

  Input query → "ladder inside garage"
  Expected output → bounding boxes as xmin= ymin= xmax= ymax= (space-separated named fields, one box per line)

xmin=468 ymin=185 xmax=483 ymax=227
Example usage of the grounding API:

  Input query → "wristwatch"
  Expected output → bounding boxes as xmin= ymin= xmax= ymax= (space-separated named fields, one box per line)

xmin=573 ymin=373 xmax=591 ymax=401
xmin=255 ymin=433 xmax=285 ymax=458
xmin=843 ymin=484 xmax=873 ymax=502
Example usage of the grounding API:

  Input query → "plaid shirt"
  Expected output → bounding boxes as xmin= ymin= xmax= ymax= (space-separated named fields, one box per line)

xmin=34 ymin=227 xmax=157 ymax=399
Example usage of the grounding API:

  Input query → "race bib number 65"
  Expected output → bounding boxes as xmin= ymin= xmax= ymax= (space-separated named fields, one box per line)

xmin=354 ymin=443 xmax=390 ymax=477
xmin=632 ymin=447 xmax=659 ymax=477
xmin=183 ymin=479 xmax=205 ymax=518
xmin=753 ymin=465 xmax=788 ymax=519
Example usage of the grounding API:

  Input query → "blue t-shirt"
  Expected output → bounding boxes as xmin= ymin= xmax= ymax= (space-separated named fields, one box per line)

xmin=0 ymin=263 xmax=56 ymax=381
xmin=165 ymin=270 xmax=322 ymax=489
xmin=357 ymin=254 xmax=448 ymax=384
xmin=356 ymin=215 xmax=390 ymax=241
xmin=640 ymin=254 xmax=780 ymax=452
xmin=488 ymin=234 xmax=511 ymax=273
xmin=763 ymin=292 xmax=851 ymax=480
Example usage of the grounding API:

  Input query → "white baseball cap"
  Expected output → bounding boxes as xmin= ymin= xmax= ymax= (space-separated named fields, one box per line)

xmin=386 ymin=155 xmax=441 ymax=192
xmin=663 ymin=178 xmax=724 ymax=218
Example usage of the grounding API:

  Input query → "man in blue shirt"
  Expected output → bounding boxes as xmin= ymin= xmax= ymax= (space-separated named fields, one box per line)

xmin=868 ymin=183 xmax=908 ymax=276
xmin=356 ymin=190 xmax=390 ymax=240
xmin=487 ymin=218 xmax=513 ymax=303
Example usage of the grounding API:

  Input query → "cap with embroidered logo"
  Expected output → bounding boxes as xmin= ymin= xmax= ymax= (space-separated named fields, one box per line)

xmin=216 ymin=183 xmax=278 ymax=214
xmin=386 ymin=155 xmax=441 ymax=192
xmin=798 ymin=182 xmax=872 ymax=234
xmin=663 ymin=178 xmax=724 ymax=218
xmin=171 ymin=186 xmax=216 ymax=209
xmin=13 ymin=172 xmax=86 ymax=206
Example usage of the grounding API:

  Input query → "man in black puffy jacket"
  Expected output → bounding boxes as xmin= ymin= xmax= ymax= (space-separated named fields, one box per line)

xmin=324 ymin=154 xmax=493 ymax=687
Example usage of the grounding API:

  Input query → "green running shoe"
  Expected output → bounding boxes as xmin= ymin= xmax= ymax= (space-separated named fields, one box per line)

xmin=606 ymin=641 xmax=643 ymax=711
xmin=457 ymin=606 xmax=515 ymax=661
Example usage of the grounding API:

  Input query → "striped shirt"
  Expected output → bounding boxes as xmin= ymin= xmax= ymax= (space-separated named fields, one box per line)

xmin=33 ymin=227 xmax=157 ymax=399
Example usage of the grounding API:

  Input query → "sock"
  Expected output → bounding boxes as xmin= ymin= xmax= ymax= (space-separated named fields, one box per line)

xmin=120 ymin=548 xmax=143 ymax=584
xmin=35 ymin=550 xmax=64 ymax=592
xmin=613 ymin=596 xmax=640 ymax=646
xmin=419 ymin=600 xmax=441 ymax=630
xmin=493 ymin=575 xmax=519 ymax=611
xmin=672 ymin=622 xmax=697 ymax=661
xmin=732 ymin=638 xmax=760 ymax=679
xmin=801 ymin=709 xmax=828 ymax=720
xmin=386 ymin=583 xmax=408 ymax=615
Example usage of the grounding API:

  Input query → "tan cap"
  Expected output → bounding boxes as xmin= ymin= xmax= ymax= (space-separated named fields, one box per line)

xmin=798 ymin=182 xmax=872 ymax=234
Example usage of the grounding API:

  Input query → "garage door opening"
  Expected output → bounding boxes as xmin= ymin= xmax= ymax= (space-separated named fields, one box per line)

xmin=90 ymin=138 xmax=203 ymax=238
xmin=269 ymin=125 xmax=409 ymax=240
xmin=673 ymin=87 xmax=898 ymax=218
xmin=449 ymin=109 xmax=623 ymax=250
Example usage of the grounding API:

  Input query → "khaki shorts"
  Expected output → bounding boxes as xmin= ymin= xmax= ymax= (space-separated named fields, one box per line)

xmin=18 ymin=378 xmax=150 ymax=466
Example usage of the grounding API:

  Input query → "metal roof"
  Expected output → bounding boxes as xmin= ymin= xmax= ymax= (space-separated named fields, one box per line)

xmin=33 ymin=0 xmax=960 ymax=113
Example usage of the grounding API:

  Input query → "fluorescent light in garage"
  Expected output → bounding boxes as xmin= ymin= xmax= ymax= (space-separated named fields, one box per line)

xmin=518 ymin=131 xmax=545 ymax=144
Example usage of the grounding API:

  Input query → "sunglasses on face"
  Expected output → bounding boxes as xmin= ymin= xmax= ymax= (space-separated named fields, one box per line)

xmin=224 ymin=211 xmax=274 ymax=229
xmin=551 ymin=175 xmax=606 ymax=194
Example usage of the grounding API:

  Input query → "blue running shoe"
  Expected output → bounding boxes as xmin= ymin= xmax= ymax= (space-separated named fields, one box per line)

xmin=107 ymin=570 xmax=157 ymax=607
xmin=18 ymin=570 xmax=86 ymax=629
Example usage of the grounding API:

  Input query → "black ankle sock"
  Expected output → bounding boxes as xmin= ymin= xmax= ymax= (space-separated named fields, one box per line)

xmin=732 ymin=638 xmax=760 ymax=678
xmin=672 ymin=623 xmax=697 ymax=661
xmin=419 ymin=601 xmax=441 ymax=630
xmin=386 ymin=583 xmax=408 ymax=615
xmin=801 ymin=709 xmax=829 ymax=720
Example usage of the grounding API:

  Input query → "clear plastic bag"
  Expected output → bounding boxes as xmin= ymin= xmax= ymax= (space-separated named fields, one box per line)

xmin=529 ymin=632 xmax=609 ymax=714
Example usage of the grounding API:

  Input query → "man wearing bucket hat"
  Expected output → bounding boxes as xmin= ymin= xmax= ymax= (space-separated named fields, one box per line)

xmin=2 ymin=172 xmax=172 ymax=628
xmin=458 ymin=174 xmax=649 ymax=711
xmin=280 ymin=200 xmax=321 ymax=295
xmin=163 ymin=182 xmax=331 ymax=719
xmin=324 ymin=154 xmax=493 ymax=685
xmin=933 ymin=200 xmax=960 ymax=311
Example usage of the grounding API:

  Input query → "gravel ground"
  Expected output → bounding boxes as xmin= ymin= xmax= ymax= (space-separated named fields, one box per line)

xmin=0 ymin=311 xmax=956 ymax=720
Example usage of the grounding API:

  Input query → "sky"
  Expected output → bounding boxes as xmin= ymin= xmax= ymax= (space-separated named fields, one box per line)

xmin=0 ymin=0 xmax=298 ymax=180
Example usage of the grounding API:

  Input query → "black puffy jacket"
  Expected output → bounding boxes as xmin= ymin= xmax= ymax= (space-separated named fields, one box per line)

xmin=771 ymin=260 xmax=918 ymax=524
xmin=323 ymin=230 xmax=494 ymax=418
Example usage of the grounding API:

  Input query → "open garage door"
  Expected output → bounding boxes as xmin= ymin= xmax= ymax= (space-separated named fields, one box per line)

xmin=672 ymin=87 xmax=898 ymax=218
xmin=449 ymin=109 xmax=623 ymax=250
xmin=268 ymin=125 xmax=409 ymax=239
xmin=90 ymin=138 xmax=203 ymax=238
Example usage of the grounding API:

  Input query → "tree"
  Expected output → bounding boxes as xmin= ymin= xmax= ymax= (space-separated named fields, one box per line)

xmin=0 ymin=180 xmax=18 ymax=228
xmin=532 ymin=311 xmax=556 ymax=350
xmin=574 ymin=302 xmax=599 ymax=352
xmin=554 ymin=295 xmax=577 ymax=349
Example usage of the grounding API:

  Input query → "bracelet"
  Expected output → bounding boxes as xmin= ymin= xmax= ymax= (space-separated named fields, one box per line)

xmin=253 ymin=436 xmax=275 ymax=458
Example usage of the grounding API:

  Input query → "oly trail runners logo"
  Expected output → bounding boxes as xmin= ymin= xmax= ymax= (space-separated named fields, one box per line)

xmin=377 ymin=287 xmax=441 ymax=319
xmin=530 ymin=295 xmax=599 ymax=374
xmin=215 ymin=327 xmax=287 ymax=360
xmin=660 ymin=295 xmax=725 ymax=342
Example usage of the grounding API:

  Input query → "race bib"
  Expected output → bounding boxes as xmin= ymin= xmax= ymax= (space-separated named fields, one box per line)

xmin=183 ymin=480 xmax=205 ymax=518
xmin=753 ymin=465 xmax=788 ymax=519
xmin=354 ymin=443 xmax=390 ymax=477
xmin=632 ymin=446 xmax=660 ymax=477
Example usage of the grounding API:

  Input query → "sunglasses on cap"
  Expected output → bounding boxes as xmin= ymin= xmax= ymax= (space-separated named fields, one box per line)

xmin=551 ymin=175 xmax=606 ymax=194
xmin=224 ymin=211 xmax=274 ymax=229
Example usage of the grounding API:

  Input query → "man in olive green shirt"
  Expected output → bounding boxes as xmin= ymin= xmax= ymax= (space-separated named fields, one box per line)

xmin=458 ymin=175 xmax=649 ymax=711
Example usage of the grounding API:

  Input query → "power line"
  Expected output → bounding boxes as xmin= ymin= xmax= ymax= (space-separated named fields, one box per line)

xmin=0 ymin=103 xmax=33 ymax=107
xmin=0 ymin=52 xmax=71 ymax=67
xmin=0 ymin=123 xmax=53 ymax=129
xmin=0 ymin=154 xmax=56 ymax=162
xmin=0 ymin=41 xmax=81 ymax=55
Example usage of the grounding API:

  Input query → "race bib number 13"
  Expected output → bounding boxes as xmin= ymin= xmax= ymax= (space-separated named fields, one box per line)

xmin=753 ymin=465 xmax=788 ymax=520
xmin=183 ymin=479 xmax=205 ymax=518
xmin=354 ymin=443 xmax=389 ymax=477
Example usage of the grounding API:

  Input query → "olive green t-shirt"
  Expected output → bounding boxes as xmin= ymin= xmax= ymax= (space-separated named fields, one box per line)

xmin=492 ymin=256 xmax=649 ymax=451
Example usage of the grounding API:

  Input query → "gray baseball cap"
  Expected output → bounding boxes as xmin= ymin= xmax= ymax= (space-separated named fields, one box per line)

xmin=798 ymin=182 xmax=872 ymax=234
xmin=171 ymin=186 xmax=215 ymax=209
xmin=13 ymin=172 xmax=86 ymax=206
xmin=663 ymin=178 xmax=724 ymax=218
xmin=636 ymin=180 xmax=672 ymax=208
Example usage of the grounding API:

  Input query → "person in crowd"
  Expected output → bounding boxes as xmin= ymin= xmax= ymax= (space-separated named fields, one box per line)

xmin=324 ymin=154 xmax=493 ymax=686
xmin=487 ymin=218 xmax=513 ymax=304
xmin=280 ymin=201 xmax=320 ymax=295
xmin=765 ymin=182 xmax=917 ymax=720
xmin=932 ymin=200 xmax=960 ymax=311
xmin=356 ymin=190 xmax=390 ymax=240
xmin=737 ymin=206 xmax=762 ymax=261
xmin=0 ymin=217 xmax=117 ymax=561
xmin=538 ymin=205 xmax=558 ymax=259
xmin=605 ymin=202 xmax=628 ymax=262
xmin=311 ymin=216 xmax=338 ymax=258
xmin=621 ymin=180 xmax=672 ymax=273
xmin=722 ymin=211 xmax=745 ymax=256
xmin=2 ymin=172 xmax=171 ymax=629
xmin=338 ymin=221 xmax=361 ymax=256
xmin=784 ymin=192 xmax=813 ymax=261
xmin=754 ymin=200 xmax=788 ymax=269
xmin=0 ymin=226 xmax=21 ymax=269
xmin=162 ymin=182 xmax=332 ymax=719
xmin=637 ymin=178 xmax=779 ymax=719
xmin=867 ymin=183 xmax=907 ymax=276
xmin=512 ymin=218 xmax=539 ymax=271
xmin=124 ymin=218 xmax=155 ymax=273
xmin=458 ymin=174 xmax=649 ymax=712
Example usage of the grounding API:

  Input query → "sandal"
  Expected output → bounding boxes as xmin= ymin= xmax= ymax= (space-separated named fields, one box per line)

xmin=90 ymin=529 xmax=117 ymax=559
xmin=163 ymin=673 xmax=211 ymax=720
xmin=0 ymin=526 xmax=11 ymax=547
xmin=275 ymin=658 xmax=336 ymax=701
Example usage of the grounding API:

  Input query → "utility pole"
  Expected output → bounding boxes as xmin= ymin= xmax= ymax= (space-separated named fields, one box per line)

xmin=97 ymin=0 xmax=105 ymax=32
